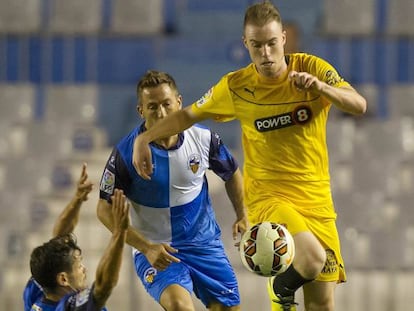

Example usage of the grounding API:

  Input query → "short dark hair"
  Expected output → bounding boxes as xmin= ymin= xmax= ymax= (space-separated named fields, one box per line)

xmin=30 ymin=234 xmax=81 ymax=291
xmin=136 ymin=70 xmax=179 ymax=103
xmin=244 ymin=1 xmax=282 ymax=30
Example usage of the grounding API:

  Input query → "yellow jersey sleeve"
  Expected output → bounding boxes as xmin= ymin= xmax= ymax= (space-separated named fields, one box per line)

xmin=301 ymin=53 xmax=350 ymax=88
xmin=190 ymin=75 xmax=237 ymax=122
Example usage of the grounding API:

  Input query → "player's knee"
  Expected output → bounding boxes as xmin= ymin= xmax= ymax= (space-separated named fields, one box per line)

xmin=208 ymin=302 xmax=240 ymax=311
xmin=163 ymin=298 xmax=195 ymax=311
xmin=305 ymin=297 xmax=334 ymax=311
xmin=314 ymin=245 xmax=327 ymax=271
xmin=294 ymin=233 xmax=326 ymax=278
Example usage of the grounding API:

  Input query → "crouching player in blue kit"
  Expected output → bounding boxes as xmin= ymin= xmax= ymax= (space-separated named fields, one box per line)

xmin=97 ymin=70 xmax=248 ymax=311
xmin=23 ymin=164 xmax=130 ymax=311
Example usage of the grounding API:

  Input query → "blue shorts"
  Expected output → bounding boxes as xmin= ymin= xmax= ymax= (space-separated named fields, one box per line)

xmin=133 ymin=241 xmax=240 ymax=307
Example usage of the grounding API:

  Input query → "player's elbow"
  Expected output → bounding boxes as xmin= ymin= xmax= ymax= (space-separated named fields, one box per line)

xmin=93 ymin=284 xmax=114 ymax=310
xmin=97 ymin=200 xmax=113 ymax=231
xmin=354 ymin=96 xmax=368 ymax=115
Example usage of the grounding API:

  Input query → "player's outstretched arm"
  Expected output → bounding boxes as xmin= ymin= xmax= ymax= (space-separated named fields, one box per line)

xmin=224 ymin=168 xmax=249 ymax=242
xmin=132 ymin=106 xmax=204 ymax=179
xmin=93 ymin=189 xmax=129 ymax=309
xmin=52 ymin=163 xmax=93 ymax=237
xmin=97 ymin=198 xmax=181 ymax=270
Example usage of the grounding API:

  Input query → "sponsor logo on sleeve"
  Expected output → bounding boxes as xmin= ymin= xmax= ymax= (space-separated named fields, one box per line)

xmin=196 ymin=88 xmax=213 ymax=107
xmin=100 ymin=169 xmax=115 ymax=194
xmin=109 ymin=155 xmax=115 ymax=168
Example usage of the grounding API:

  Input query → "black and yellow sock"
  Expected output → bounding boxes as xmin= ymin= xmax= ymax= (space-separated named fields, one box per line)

xmin=273 ymin=264 xmax=313 ymax=297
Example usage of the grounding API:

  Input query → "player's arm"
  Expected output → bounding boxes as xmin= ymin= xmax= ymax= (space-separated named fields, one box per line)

xmin=224 ymin=168 xmax=249 ymax=241
xmin=93 ymin=189 xmax=129 ymax=309
xmin=318 ymin=84 xmax=366 ymax=115
xmin=288 ymin=70 xmax=367 ymax=115
xmin=97 ymin=199 xmax=180 ymax=270
xmin=97 ymin=198 xmax=152 ymax=252
xmin=133 ymin=106 xmax=206 ymax=179
xmin=52 ymin=163 xmax=93 ymax=237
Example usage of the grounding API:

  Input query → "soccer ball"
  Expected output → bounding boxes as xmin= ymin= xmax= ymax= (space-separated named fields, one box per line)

xmin=239 ymin=222 xmax=295 ymax=277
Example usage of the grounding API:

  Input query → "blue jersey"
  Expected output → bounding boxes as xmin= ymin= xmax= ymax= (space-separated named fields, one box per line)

xmin=99 ymin=123 xmax=238 ymax=248
xmin=23 ymin=278 xmax=107 ymax=311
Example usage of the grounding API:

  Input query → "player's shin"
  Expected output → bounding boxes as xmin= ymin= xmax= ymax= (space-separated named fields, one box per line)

xmin=273 ymin=264 xmax=313 ymax=297
xmin=267 ymin=264 xmax=314 ymax=310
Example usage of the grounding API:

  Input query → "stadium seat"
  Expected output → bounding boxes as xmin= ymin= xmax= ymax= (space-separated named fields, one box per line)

xmin=355 ymin=83 xmax=379 ymax=118
xmin=322 ymin=0 xmax=376 ymax=36
xmin=354 ymin=119 xmax=403 ymax=160
xmin=0 ymin=0 xmax=41 ymax=34
xmin=351 ymin=120 xmax=403 ymax=198
xmin=388 ymin=84 xmax=414 ymax=118
xmin=1 ymin=261 xmax=31 ymax=310
xmin=48 ymin=0 xmax=101 ymax=34
xmin=3 ymin=156 xmax=54 ymax=195
xmin=399 ymin=117 xmax=414 ymax=162
xmin=185 ymin=0 xmax=248 ymax=12
xmin=44 ymin=84 xmax=98 ymax=125
xmin=110 ymin=0 xmax=163 ymax=35
xmin=326 ymin=118 xmax=357 ymax=163
xmin=0 ymin=84 xmax=36 ymax=125
xmin=386 ymin=0 xmax=414 ymax=36
xmin=175 ymin=11 xmax=243 ymax=39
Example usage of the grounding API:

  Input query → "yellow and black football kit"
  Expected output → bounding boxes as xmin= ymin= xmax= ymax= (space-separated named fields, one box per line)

xmin=191 ymin=53 xmax=347 ymax=282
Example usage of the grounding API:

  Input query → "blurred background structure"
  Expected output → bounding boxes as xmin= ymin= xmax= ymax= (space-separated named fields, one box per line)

xmin=1 ymin=0 xmax=414 ymax=310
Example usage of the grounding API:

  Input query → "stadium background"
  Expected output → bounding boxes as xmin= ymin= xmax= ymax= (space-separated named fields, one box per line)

xmin=0 ymin=0 xmax=413 ymax=310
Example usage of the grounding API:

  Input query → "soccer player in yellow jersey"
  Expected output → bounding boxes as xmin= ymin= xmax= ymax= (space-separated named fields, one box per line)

xmin=132 ymin=1 xmax=367 ymax=311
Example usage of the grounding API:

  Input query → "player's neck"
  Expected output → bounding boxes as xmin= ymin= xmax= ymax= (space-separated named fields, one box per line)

xmin=154 ymin=135 xmax=179 ymax=149
xmin=45 ymin=287 xmax=68 ymax=302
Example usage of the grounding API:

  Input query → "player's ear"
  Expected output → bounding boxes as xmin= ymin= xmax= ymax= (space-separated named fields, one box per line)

xmin=56 ymin=272 xmax=69 ymax=286
xmin=242 ymin=36 xmax=248 ymax=49
xmin=137 ymin=104 xmax=143 ymax=118
xmin=177 ymin=94 xmax=183 ymax=109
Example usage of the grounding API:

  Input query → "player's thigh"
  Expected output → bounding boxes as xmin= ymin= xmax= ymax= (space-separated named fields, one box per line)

xmin=134 ymin=252 xmax=194 ymax=304
xmin=293 ymin=231 xmax=326 ymax=275
xmin=208 ymin=301 xmax=240 ymax=311
xmin=303 ymin=280 xmax=336 ymax=311
xmin=189 ymin=245 xmax=240 ymax=308
xmin=160 ymin=284 xmax=195 ymax=311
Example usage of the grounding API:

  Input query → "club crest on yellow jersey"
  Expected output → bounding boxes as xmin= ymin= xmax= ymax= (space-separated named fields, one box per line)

xmin=325 ymin=70 xmax=344 ymax=86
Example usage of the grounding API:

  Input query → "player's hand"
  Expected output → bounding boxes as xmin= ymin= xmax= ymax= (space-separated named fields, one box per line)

xmin=133 ymin=134 xmax=153 ymax=180
xmin=288 ymin=70 xmax=323 ymax=93
xmin=75 ymin=163 xmax=93 ymax=201
xmin=233 ymin=216 xmax=249 ymax=248
xmin=111 ymin=189 xmax=130 ymax=231
xmin=144 ymin=243 xmax=180 ymax=271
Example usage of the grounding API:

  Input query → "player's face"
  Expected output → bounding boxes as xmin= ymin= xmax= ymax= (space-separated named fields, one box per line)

xmin=243 ymin=20 xmax=287 ymax=78
xmin=68 ymin=250 xmax=87 ymax=291
xmin=138 ymin=84 xmax=182 ymax=129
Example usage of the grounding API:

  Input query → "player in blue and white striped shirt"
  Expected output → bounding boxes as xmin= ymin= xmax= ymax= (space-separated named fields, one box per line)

xmin=98 ymin=70 xmax=248 ymax=311
xmin=23 ymin=165 xmax=129 ymax=311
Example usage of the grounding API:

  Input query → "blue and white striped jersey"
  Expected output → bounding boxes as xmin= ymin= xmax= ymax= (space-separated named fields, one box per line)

xmin=99 ymin=123 xmax=238 ymax=248
xmin=23 ymin=278 xmax=107 ymax=311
